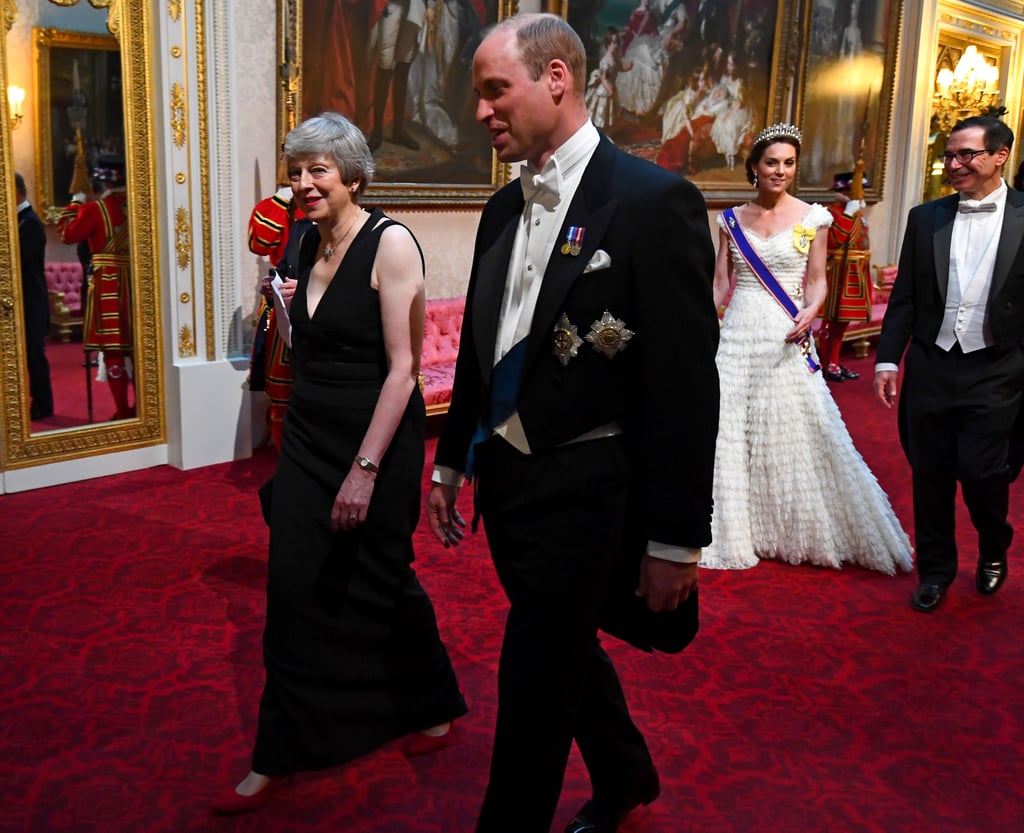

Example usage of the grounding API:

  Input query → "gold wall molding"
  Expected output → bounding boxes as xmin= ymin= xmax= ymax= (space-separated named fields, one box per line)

xmin=3 ymin=0 xmax=16 ymax=32
xmin=169 ymin=0 xmax=182 ymax=23
xmin=939 ymin=12 xmax=1017 ymax=40
xmin=196 ymin=0 xmax=213 ymax=360
xmin=179 ymin=324 xmax=195 ymax=358
xmin=175 ymin=206 xmax=191 ymax=269
xmin=170 ymin=81 xmax=186 ymax=148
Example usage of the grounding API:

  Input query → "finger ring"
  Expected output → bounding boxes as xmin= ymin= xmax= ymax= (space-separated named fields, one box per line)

xmin=349 ymin=515 xmax=357 ymax=521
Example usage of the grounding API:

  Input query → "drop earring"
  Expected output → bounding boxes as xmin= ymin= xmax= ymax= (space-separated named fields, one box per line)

xmin=752 ymin=173 xmax=758 ymax=188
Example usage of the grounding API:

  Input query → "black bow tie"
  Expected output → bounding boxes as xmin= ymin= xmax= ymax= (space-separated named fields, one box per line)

xmin=958 ymin=202 xmax=997 ymax=214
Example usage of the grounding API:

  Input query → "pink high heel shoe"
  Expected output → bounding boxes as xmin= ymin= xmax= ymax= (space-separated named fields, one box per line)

xmin=402 ymin=722 xmax=457 ymax=757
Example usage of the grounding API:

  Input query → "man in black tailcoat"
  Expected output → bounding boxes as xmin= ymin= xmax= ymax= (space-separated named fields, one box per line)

xmin=875 ymin=116 xmax=1024 ymax=612
xmin=426 ymin=13 xmax=719 ymax=833
xmin=15 ymin=172 xmax=54 ymax=421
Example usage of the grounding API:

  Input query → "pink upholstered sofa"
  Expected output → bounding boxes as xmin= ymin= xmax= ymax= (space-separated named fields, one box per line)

xmin=421 ymin=296 xmax=465 ymax=416
xmin=45 ymin=261 xmax=84 ymax=342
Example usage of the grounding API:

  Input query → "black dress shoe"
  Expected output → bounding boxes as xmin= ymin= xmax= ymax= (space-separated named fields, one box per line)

xmin=910 ymin=583 xmax=946 ymax=612
xmin=30 ymin=405 xmax=54 ymax=420
xmin=838 ymin=365 xmax=861 ymax=380
xmin=976 ymin=559 xmax=1007 ymax=595
xmin=565 ymin=804 xmax=609 ymax=833
xmin=564 ymin=783 xmax=660 ymax=833
xmin=823 ymin=368 xmax=845 ymax=382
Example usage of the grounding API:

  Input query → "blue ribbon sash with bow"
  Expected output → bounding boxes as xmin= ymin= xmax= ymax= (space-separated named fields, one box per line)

xmin=721 ymin=207 xmax=820 ymax=373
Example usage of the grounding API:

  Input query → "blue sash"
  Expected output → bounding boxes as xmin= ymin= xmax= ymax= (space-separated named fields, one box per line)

xmin=721 ymin=207 xmax=820 ymax=373
xmin=465 ymin=337 xmax=528 ymax=482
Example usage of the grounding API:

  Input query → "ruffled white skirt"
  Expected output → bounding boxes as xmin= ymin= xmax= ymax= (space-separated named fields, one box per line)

xmin=703 ymin=284 xmax=913 ymax=573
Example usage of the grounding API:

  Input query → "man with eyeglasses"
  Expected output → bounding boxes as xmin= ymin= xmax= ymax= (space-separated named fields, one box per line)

xmin=875 ymin=115 xmax=1024 ymax=612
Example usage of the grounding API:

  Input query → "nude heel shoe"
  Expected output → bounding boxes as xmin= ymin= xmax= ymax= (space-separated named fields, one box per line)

xmin=402 ymin=722 xmax=457 ymax=757
xmin=210 ymin=774 xmax=292 ymax=815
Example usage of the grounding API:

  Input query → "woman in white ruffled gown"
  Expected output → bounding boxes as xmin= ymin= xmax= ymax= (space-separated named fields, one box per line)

xmin=705 ymin=123 xmax=912 ymax=573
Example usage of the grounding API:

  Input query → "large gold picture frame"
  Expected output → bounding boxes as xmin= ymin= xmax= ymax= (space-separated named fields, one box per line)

xmin=280 ymin=0 xmax=517 ymax=207
xmin=794 ymin=0 xmax=903 ymax=201
xmin=33 ymin=26 xmax=122 ymax=217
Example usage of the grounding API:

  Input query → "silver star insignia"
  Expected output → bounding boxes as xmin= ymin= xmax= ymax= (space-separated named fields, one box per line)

xmin=585 ymin=311 xmax=634 ymax=358
xmin=552 ymin=313 xmax=584 ymax=367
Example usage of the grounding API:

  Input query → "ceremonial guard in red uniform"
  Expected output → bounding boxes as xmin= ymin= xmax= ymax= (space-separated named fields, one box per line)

xmin=818 ymin=169 xmax=872 ymax=382
xmin=57 ymin=156 xmax=134 ymax=419
xmin=247 ymin=186 xmax=308 ymax=449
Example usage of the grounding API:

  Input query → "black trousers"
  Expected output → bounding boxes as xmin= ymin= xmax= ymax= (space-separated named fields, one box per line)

xmin=474 ymin=435 xmax=656 ymax=833
xmin=901 ymin=341 xmax=1021 ymax=584
xmin=23 ymin=297 xmax=53 ymax=415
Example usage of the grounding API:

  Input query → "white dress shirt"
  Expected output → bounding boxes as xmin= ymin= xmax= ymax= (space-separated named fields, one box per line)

xmin=491 ymin=121 xmax=600 ymax=453
xmin=937 ymin=181 xmax=1006 ymax=353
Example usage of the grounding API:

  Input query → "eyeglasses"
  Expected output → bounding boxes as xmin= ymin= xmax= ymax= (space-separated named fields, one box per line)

xmin=941 ymin=149 xmax=990 ymax=165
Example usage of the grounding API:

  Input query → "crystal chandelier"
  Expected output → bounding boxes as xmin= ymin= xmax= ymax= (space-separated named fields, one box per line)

xmin=932 ymin=45 xmax=1002 ymax=134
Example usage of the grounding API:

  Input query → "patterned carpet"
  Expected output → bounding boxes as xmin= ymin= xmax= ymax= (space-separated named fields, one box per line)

xmin=1 ymin=354 xmax=1022 ymax=832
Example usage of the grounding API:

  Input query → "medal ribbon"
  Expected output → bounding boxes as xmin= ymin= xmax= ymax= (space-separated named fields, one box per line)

xmin=561 ymin=226 xmax=585 ymax=255
xmin=721 ymin=208 xmax=820 ymax=373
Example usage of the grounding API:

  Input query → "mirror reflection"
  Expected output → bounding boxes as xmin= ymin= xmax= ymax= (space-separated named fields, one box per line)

xmin=9 ymin=6 xmax=132 ymax=434
xmin=1 ymin=0 xmax=162 ymax=473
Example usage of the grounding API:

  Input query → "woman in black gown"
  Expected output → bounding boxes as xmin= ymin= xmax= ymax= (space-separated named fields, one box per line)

xmin=214 ymin=112 xmax=467 ymax=814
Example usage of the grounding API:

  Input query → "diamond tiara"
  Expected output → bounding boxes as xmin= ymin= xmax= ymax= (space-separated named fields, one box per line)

xmin=752 ymin=123 xmax=803 ymax=149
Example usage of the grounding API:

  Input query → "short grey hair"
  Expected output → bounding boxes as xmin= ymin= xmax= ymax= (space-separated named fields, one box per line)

xmin=284 ymin=111 xmax=375 ymax=200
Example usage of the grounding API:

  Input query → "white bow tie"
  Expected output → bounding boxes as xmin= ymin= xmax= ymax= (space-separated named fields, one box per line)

xmin=958 ymin=201 xmax=997 ymax=214
xmin=520 ymin=163 xmax=561 ymax=208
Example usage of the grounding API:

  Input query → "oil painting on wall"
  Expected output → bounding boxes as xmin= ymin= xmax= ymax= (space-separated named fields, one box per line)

xmin=296 ymin=0 xmax=512 ymax=205
xmin=566 ymin=0 xmax=789 ymax=203
xmin=796 ymin=0 xmax=902 ymax=200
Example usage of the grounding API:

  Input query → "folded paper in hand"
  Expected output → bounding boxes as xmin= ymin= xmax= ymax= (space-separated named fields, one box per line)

xmin=269 ymin=274 xmax=292 ymax=348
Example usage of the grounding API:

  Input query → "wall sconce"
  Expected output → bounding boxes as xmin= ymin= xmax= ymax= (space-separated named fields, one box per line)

xmin=7 ymin=85 xmax=25 ymax=130
xmin=933 ymin=45 xmax=1002 ymax=134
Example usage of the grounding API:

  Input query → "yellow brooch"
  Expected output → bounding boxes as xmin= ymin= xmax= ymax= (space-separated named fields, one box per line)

xmin=793 ymin=225 xmax=815 ymax=255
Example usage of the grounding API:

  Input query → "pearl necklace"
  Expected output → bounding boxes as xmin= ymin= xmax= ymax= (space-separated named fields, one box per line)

xmin=322 ymin=209 xmax=364 ymax=262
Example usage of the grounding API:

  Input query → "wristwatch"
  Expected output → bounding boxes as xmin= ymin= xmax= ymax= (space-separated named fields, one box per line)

xmin=355 ymin=455 xmax=379 ymax=474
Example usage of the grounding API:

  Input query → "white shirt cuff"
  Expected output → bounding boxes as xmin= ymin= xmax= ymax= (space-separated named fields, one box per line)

xmin=647 ymin=541 xmax=702 ymax=564
xmin=874 ymin=362 xmax=899 ymax=374
xmin=431 ymin=465 xmax=465 ymax=487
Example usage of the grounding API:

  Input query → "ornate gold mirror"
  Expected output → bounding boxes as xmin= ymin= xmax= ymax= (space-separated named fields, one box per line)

xmin=0 ymin=0 xmax=163 ymax=472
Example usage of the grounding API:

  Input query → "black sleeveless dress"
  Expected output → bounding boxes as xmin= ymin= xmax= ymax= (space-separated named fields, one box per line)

xmin=252 ymin=208 xmax=467 ymax=775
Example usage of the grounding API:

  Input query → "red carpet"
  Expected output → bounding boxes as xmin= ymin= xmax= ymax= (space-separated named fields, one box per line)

xmin=2 ymin=353 xmax=1023 ymax=832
